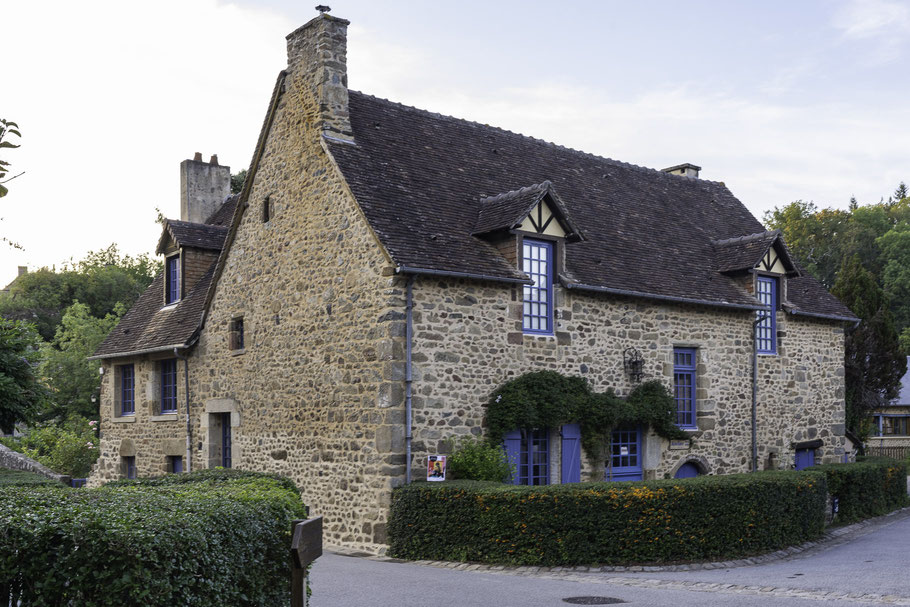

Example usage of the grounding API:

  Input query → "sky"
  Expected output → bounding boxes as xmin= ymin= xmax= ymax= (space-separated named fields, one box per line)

xmin=2 ymin=0 xmax=909 ymax=288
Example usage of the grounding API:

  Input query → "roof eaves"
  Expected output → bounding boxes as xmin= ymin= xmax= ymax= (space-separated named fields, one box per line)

xmin=87 ymin=342 xmax=191 ymax=361
xmin=561 ymin=277 xmax=765 ymax=311
xmin=783 ymin=307 xmax=859 ymax=324
xmin=397 ymin=265 xmax=532 ymax=285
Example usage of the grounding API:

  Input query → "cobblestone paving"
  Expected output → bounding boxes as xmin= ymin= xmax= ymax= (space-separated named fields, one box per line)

xmin=330 ymin=507 xmax=910 ymax=604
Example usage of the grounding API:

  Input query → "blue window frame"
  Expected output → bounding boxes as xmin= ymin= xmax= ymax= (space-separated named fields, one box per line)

xmin=519 ymin=429 xmax=549 ymax=485
xmin=607 ymin=428 xmax=642 ymax=481
xmin=123 ymin=456 xmax=136 ymax=479
xmin=119 ymin=364 xmax=135 ymax=416
xmin=168 ymin=455 xmax=183 ymax=474
xmin=522 ymin=239 xmax=554 ymax=334
xmin=674 ymin=348 xmax=697 ymax=429
xmin=166 ymin=255 xmax=180 ymax=304
xmin=221 ymin=412 xmax=232 ymax=468
xmin=756 ymin=276 xmax=777 ymax=354
xmin=160 ymin=359 xmax=178 ymax=413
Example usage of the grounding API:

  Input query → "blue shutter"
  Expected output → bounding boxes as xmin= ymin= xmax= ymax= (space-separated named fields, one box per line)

xmin=560 ymin=423 xmax=581 ymax=484
xmin=503 ymin=429 xmax=521 ymax=485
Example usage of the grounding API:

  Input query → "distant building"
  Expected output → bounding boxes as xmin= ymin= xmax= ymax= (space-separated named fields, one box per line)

xmin=868 ymin=356 xmax=910 ymax=449
xmin=1 ymin=266 xmax=27 ymax=295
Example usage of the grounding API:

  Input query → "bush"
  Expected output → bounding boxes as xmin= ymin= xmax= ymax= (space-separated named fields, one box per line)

xmin=810 ymin=457 xmax=908 ymax=523
xmin=0 ymin=470 xmax=307 ymax=606
xmin=0 ymin=469 xmax=59 ymax=487
xmin=389 ymin=472 xmax=827 ymax=566
xmin=0 ymin=417 xmax=99 ymax=477
xmin=446 ymin=437 xmax=514 ymax=482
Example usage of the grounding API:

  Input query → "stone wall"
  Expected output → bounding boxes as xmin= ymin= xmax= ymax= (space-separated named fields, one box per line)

xmin=0 ymin=443 xmax=71 ymax=485
xmin=90 ymin=354 xmax=189 ymax=484
xmin=408 ymin=277 xmax=846 ymax=480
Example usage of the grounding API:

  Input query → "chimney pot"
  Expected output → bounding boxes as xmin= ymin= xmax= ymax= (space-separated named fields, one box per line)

xmin=193 ymin=152 xmax=203 ymax=162
xmin=661 ymin=163 xmax=701 ymax=179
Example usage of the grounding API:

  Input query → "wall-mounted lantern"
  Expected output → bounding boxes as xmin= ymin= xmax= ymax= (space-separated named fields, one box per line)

xmin=623 ymin=347 xmax=644 ymax=383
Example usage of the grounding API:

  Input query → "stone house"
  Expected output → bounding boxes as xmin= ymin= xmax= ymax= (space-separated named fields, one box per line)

xmin=90 ymin=12 xmax=857 ymax=552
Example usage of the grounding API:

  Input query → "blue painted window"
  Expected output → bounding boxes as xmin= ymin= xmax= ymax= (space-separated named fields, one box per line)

xmin=756 ymin=276 xmax=777 ymax=354
xmin=123 ymin=456 xmax=136 ymax=479
xmin=522 ymin=239 xmax=554 ymax=334
xmin=168 ymin=456 xmax=183 ymax=474
xmin=221 ymin=412 xmax=232 ymax=468
xmin=881 ymin=416 xmax=910 ymax=436
xmin=674 ymin=348 xmax=696 ymax=429
xmin=119 ymin=364 xmax=135 ymax=416
xmin=503 ymin=428 xmax=549 ymax=485
xmin=607 ymin=428 xmax=642 ymax=481
xmin=160 ymin=359 xmax=178 ymax=413
xmin=560 ymin=423 xmax=581 ymax=484
xmin=166 ymin=255 xmax=180 ymax=304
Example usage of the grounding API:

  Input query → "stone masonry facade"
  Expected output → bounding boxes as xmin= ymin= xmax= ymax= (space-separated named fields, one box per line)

xmin=407 ymin=278 xmax=846 ymax=482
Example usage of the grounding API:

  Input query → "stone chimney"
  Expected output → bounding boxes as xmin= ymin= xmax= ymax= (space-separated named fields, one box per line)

xmin=180 ymin=153 xmax=231 ymax=224
xmin=285 ymin=10 xmax=353 ymax=142
xmin=661 ymin=163 xmax=701 ymax=179
xmin=17 ymin=266 xmax=26 ymax=277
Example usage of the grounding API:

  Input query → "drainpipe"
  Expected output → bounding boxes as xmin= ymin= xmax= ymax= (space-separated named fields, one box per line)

xmin=174 ymin=348 xmax=192 ymax=473
xmin=405 ymin=275 xmax=415 ymax=484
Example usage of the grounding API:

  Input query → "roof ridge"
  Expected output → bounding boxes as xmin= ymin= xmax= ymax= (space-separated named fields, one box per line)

xmin=348 ymin=90 xmax=730 ymax=189
xmin=479 ymin=181 xmax=550 ymax=204
xmin=712 ymin=229 xmax=780 ymax=247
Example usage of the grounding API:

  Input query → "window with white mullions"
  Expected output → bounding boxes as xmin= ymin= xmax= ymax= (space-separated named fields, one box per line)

xmin=522 ymin=239 xmax=553 ymax=334
xmin=756 ymin=276 xmax=777 ymax=354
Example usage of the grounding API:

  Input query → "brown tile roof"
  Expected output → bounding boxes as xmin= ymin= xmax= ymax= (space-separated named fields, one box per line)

xmin=92 ymin=198 xmax=237 ymax=360
xmin=713 ymin=230 xmax=785 ymax=274
xmin=327 ymin=92 xmax=856 ymax=321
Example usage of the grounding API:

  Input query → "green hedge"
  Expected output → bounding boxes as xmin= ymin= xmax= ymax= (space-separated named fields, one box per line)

xmin=0 ymin=469 xmax=59 ymax=487
xmin=389 ymin=472 xmax=827 ymax=566
xmin=810 ymin=457 xmax=908 ymax=523
xmin=1 ymin=470 xmax=307 ymax=606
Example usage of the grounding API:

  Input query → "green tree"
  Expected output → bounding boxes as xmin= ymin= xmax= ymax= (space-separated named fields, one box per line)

xmin=0 ymin=118 xmax=22 ymax=198
xmin=0 ymin=319 xmax=46 ymax=434
xmin=231 ymin=169 xmax=247 ymax=194
xmin=832 ymin=256 xmax=907 ymax=438
xmin=39 ymin=301 xmax=124 ymax=421
xmin=877 ymin=223 xmax=910 ymax=329
xmin=893 ymin=182 xmax=908 ymax=204
xmin=0 ymin=245 xmax=158 ymax=341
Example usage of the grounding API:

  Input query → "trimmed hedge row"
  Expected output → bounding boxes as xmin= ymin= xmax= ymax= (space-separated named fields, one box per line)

xmin=389 ymin=472 xmax=827 ymax=566
xmin=1 ymin=469 xmax=307 ymax=606
xmin=810 ymin=457 xmax=908 ymax=523
xmin=0 ymin=469 xmax=59 ymax=487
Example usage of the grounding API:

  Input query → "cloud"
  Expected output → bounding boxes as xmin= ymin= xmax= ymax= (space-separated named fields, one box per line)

xmin=832 ymin=0 xmax=910 ymax=62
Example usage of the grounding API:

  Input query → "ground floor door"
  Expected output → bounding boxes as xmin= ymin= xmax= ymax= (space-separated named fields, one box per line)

xmin=674 ymin=462 xmax=700 ymax=478
xmin=606 ymin=428 xmax=642 ymax=481
xmin=794 ymin=447 xmax=814 ymax=471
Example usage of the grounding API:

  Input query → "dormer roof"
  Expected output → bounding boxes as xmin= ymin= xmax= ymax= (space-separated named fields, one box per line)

xmin=713 ymin=230 xmax=800 ymax=275
xmin=156 ymin=219 xmax=229 ymax=255
xmin=473 ymin=181 xmax=583 ymax=240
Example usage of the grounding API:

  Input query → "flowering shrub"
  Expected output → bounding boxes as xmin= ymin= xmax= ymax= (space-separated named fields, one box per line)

xmin=389 ymin=472 xmax=827 ymax=566
xmin=0 ymin=417 xmax=99 ymax=477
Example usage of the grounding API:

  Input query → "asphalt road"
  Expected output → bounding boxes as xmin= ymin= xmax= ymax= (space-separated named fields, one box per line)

xmin=309 ymin=510 xmax=910 ymax=607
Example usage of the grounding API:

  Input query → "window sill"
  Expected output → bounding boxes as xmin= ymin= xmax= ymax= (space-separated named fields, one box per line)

xmin=151 ymin=414 xmax=179 ymax=422
xmin=111 ymin=416 xmax=136 ymax=423
xmin=230 ymin=348 xmax=247 ymax=357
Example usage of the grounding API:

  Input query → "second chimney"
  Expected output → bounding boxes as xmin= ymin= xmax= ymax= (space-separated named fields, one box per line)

xmin=180 ymin=154 xmax=231 ymax=224
xmin=661 ymin=163 xmax=701 ymax=179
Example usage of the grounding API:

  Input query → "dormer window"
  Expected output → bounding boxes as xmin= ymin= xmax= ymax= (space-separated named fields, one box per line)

xmin=756 ymin=276 xmax=777 ymax=354
xmin=166 ymin=254 xmax=180 ymax=304
xmin=522 ymin=239 xmax=553 ymax=334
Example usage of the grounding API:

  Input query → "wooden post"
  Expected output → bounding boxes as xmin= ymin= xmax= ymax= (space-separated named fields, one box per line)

xmin=290 ymin=517 xmax=323 ymax=607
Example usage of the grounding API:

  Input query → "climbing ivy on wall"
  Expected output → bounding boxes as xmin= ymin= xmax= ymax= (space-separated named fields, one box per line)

xmin=484 ymin=371 xmax=689 ymax=460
